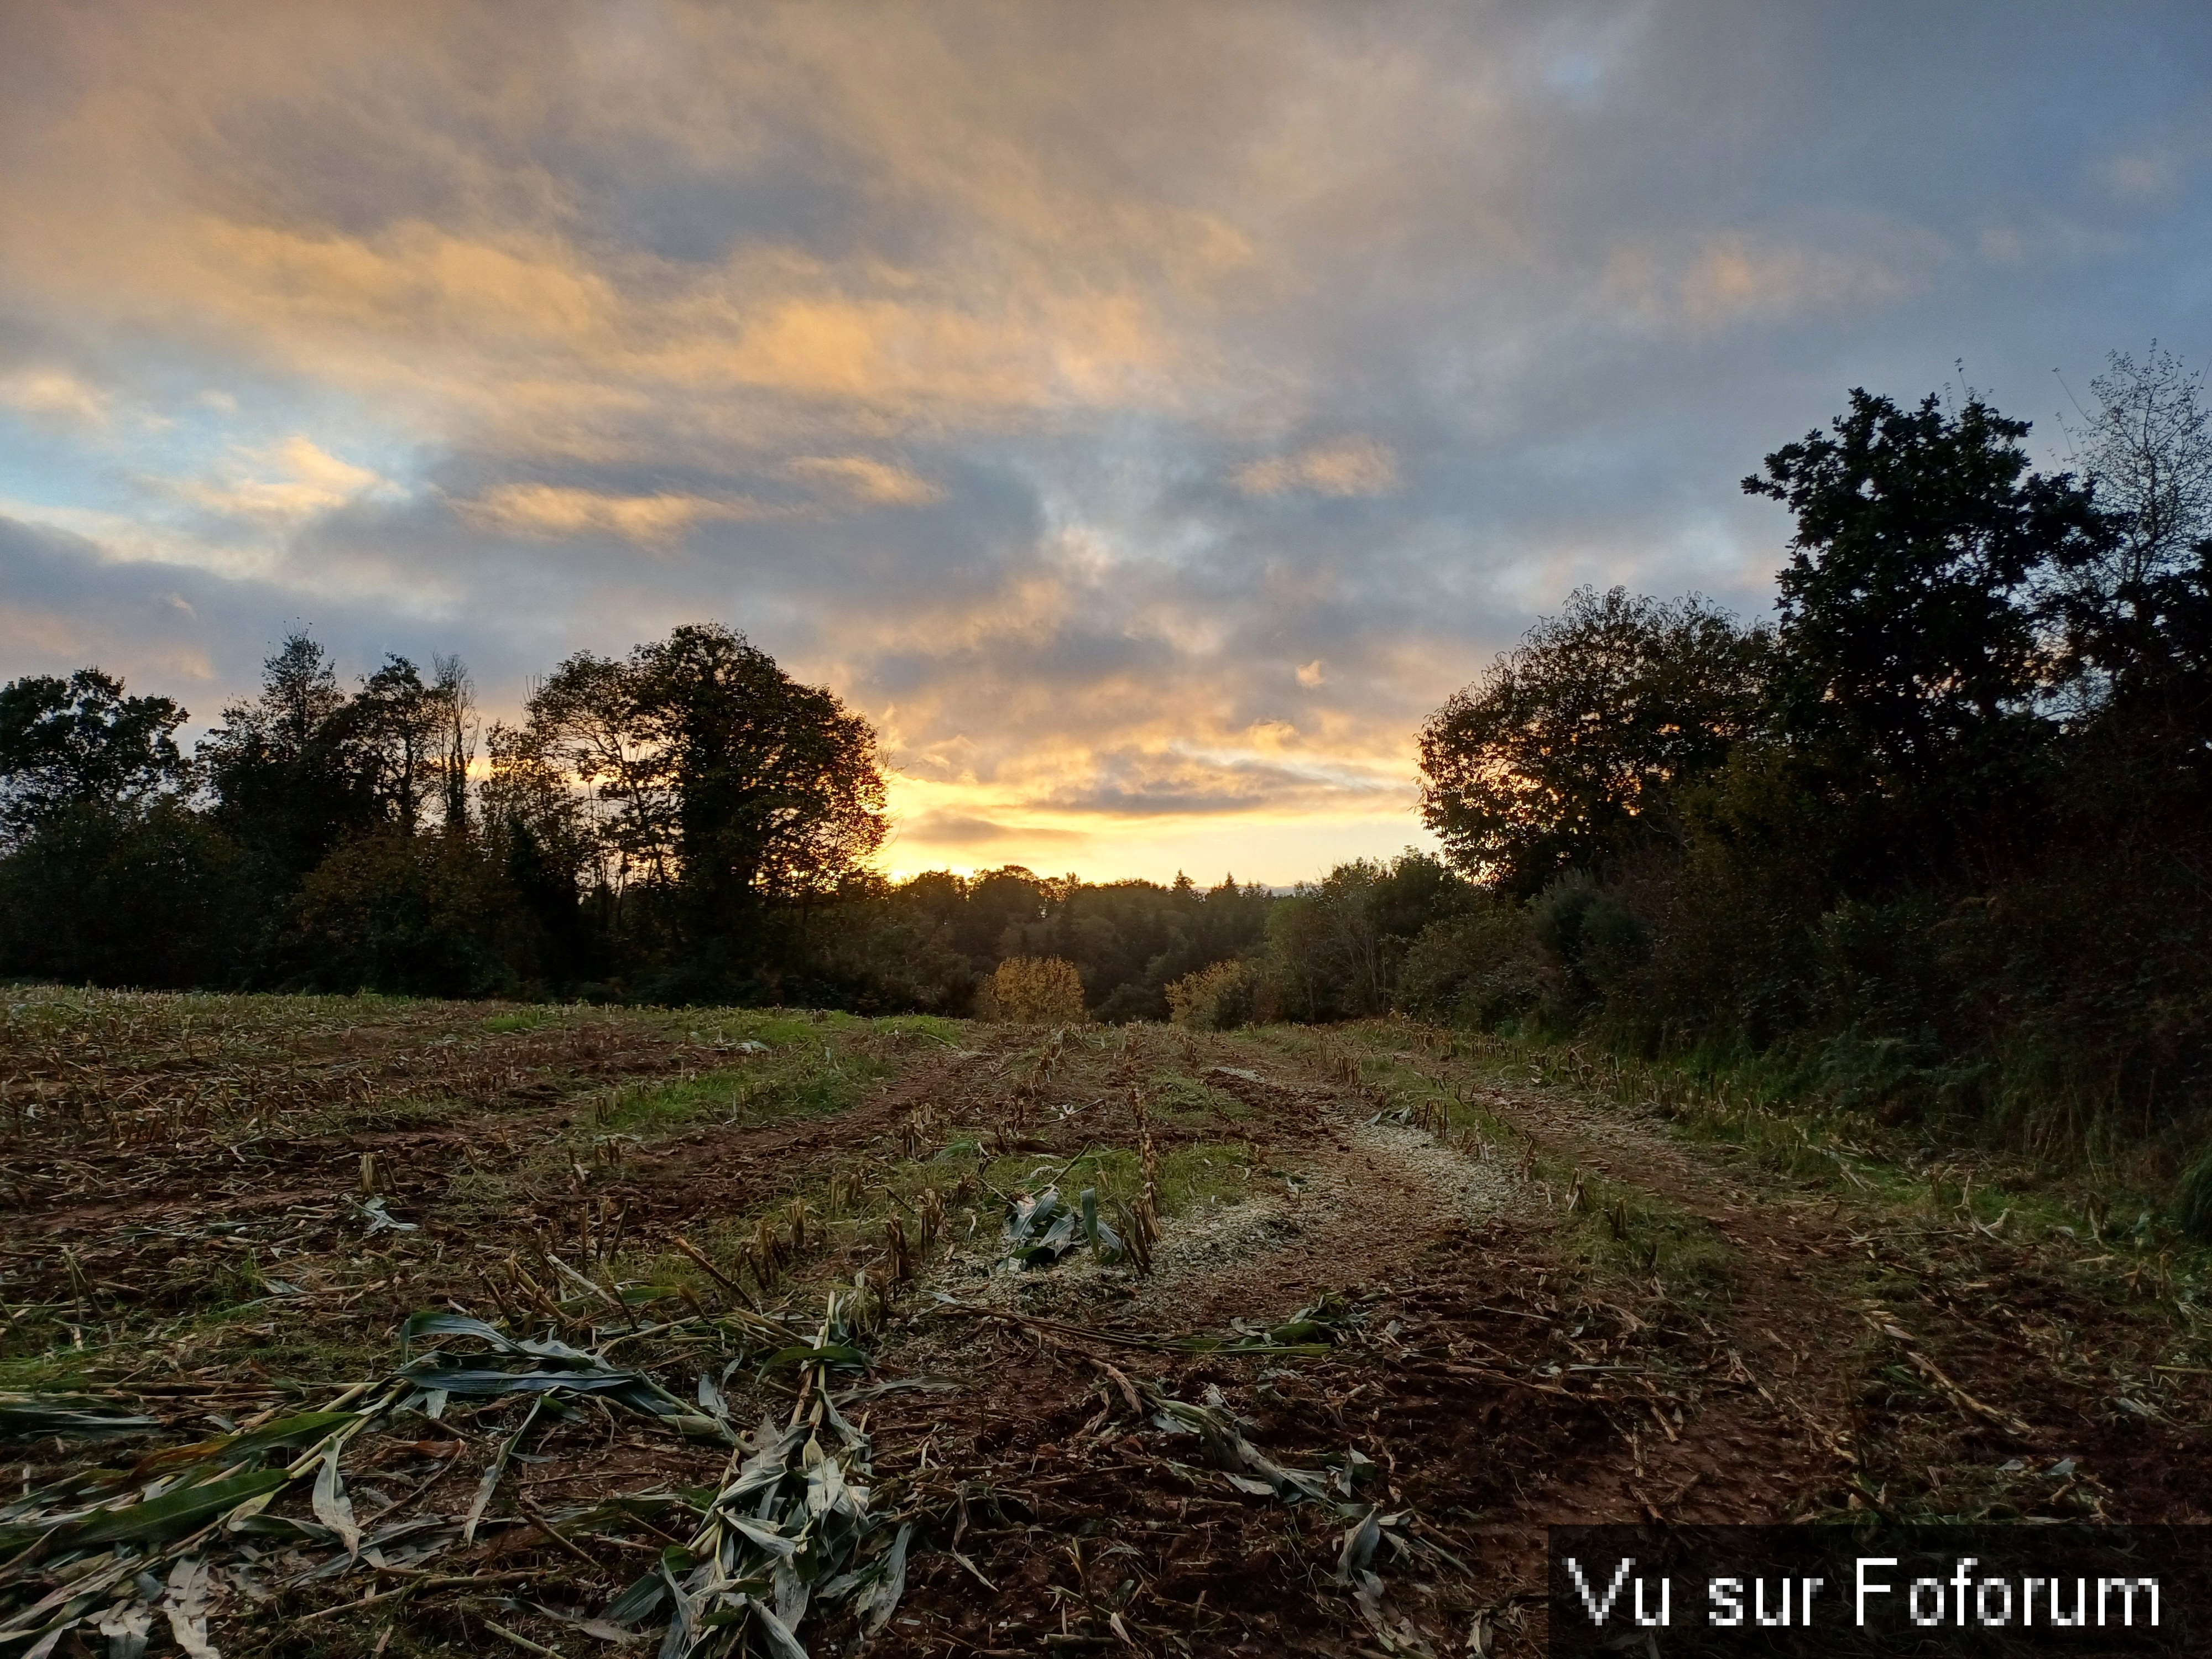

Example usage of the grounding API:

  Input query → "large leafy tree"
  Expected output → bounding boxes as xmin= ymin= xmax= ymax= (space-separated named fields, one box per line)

xmin=1745 ymin=391 xmax=2107 ymax=797
xmin=525 ymin=624 xmax=887 ymax=929
xmin=0 ymin=668 xmax=187 ymax=841
xmin=200 ymin=635 xmax=478 ymax=876
xmin=198 ymin=633 xmax=371 ymax=877
xmin=1418 ymin=587 xmax=1770 ymax=893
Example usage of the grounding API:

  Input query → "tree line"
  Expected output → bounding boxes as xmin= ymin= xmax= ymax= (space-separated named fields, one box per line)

xmin=0 ymin=619 xmax=1364 ymax=1016
xmin=4 ymin=349 xmax=2206 ymax=1193
xmin=1407 ymin=349 xmax=2211 ymax=1203
xmin=0 ymin=624 xmax=893 ymax=1003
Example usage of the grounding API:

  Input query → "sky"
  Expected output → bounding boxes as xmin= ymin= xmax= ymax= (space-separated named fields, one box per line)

xmin=2 ymin=3 xmax=2208 ymax=884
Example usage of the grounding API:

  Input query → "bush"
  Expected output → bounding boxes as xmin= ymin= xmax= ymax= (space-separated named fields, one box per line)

xmin=288 ymin=832 xmax=526 ymax=998
xmin=0 ymin=800 xmax=258 ymax=989
xmin=1394 ymin=900 xmax=1546 ymax=1029
xmin=1166 ymin=959 xmax=1255 ymax=1030
xmin=977 ymin=955 xmax=1087 ymax=1024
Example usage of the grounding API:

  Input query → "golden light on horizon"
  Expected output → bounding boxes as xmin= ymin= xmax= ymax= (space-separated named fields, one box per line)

xmin=0 ymin=4 xmax=2191 ymax=886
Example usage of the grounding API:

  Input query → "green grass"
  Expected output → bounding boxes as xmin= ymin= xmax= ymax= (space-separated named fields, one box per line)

xmin=1142 ymin=1072 xmax=1254 ymax=1128
xmin=1584 ymin=1045 xmax=2212 ymax=1271
xmin=978 ymin=1140 xmax=1255 ymax=1217
xmin=0 ymin=1347 xmax=87 ymax=1390
xmin=1338 ymin=1016 xmax=2212 ymax=1332
xmin=601 ymin=1055 xmax=889 ymax=1134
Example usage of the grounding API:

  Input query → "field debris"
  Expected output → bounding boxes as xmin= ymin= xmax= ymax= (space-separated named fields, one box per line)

xmin=999 ymin=1185 xmax=1136 ymax=1271
xmin=0 ymin=1288 xmax=891 ymax=1658
xmin=599 ymin=1292 xmax=906 ymax=1658
xmin=4 ymin=990 xmax=2209 ymax=1655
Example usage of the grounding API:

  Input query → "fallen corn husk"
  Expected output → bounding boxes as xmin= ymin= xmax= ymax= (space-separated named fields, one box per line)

xmin=599 ymin=1288 xmax=911 ymax=1658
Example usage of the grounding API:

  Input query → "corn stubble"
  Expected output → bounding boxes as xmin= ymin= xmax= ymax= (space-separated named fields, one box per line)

xmin=2 ymin=992 xmax=2209 ymax=1656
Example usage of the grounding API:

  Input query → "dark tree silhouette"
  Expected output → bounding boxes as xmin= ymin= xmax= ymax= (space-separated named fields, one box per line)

xmin=526 ymin=623 xmax=887 ymax=928
xmin=0 ymin=668 xmax=186 ymax=841
xmin=1418 ymin=587 xmax=1768 ymax=894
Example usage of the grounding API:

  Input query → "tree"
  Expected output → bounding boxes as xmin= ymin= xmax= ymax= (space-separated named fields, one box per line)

xmin=1419 ymin=587 xmax=1768 ymax=893
xmin=349 ymin=657 xmax=441 ymax=836
xmin=2069 ymin=345 xmax=2212 ymax=599
xmin=199 ymin=633 xmax=374 ymax=878
xmin=1745 ymin=391 xmax=2106 ymax=799
xmin=635 ymin=624 xmax=886 ymax=919
xmin=525 ymin=624 xmax=888 ymax=931
xmin=430 ymin=653 xmax=477 ymax=834
xmin=0 ymin=669 xmax=187 ymax=842
xmin=482 ymin=718 xmax=595 ymax=881
xmin=2047 ymin=348 xmax=2212 ymax=718
xmin=201 ymin=636 xmax=482 ymax=878
xmin=347 ymin=654 xmax=476 ymax=837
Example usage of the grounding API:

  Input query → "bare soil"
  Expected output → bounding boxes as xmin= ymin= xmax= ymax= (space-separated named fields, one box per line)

xmin=2 ymin=994 xmax=2206 ymax=1658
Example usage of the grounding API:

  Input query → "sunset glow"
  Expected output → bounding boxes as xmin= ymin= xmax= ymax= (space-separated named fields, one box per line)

xmin=2 ymin=5 xmax=2205 ymax=881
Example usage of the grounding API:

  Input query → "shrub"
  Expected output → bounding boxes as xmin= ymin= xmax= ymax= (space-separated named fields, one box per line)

xmin=1394 ymin=901 xmax=1546 ymax=1029
xmin=290 ymin=832 xmax=524 ymax=998
xmin=978 ymin=954 xmax=1087 ymax=1024
xmin=1166 ymin=958 xmax=1255 ymax=1030
xmin=0 ymin=800 xmax=258 ymax=989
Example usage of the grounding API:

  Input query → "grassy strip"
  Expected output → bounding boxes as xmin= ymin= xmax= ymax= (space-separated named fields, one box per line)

xmin=1318 ymin=1018 xmax=2212 ymax=1382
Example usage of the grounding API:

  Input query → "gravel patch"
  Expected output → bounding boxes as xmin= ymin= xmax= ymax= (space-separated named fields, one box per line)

xmin=921 ymin=1087 xmax=1532 ymax=1328
xmin=1342 ymin=1117 xmax=1519 ymax=1227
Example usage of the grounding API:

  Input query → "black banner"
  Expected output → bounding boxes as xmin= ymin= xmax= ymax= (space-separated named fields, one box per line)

xmin=1548 ymin=1526 xmax=2212 ymax=1656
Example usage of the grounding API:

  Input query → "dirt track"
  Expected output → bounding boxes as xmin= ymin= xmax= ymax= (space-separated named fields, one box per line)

xmin=820 ymin=1028 xmax=2212 ymax=1656
xmin=3 ymin=998 xmax=2207 ymax=1657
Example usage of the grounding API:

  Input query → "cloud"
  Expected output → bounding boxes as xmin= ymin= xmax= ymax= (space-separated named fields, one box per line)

xmin=175 ymin=437 xmax=384 ymax=524
xmin=0 ymin=367 xmax=110 ymax=427
xmin=786 ymin=456 xmax=944 ymax=506
xmin=457 ymin=483 xmax=765 ymax=542
xmin=895 ymin=810 xmax=1081 ymax=847
xmin=680 ymin=288 xmax=1182 ymax=415
xmin=1603 ymin=230 xmax=1923 ymax=332
xmin=1233 ymin=438 xmax=1400 ymax=498
xmin=1 ymin=4 xmax=2208 ymax=881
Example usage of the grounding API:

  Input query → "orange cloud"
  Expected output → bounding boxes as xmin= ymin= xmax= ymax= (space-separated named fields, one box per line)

xmin=1234 ymin=437 xmax=1400 ymax=498
xmin=786 ymin=455 xmax=945 ymax=505
xmin=458 ymin=483 xmax=765 ymax=543
xmin=1604 ymin=229 xmax=1927 ymax=331
xmin=187 ymin=218 xmax=619 ymax=346
xmin=176 ymin=437 xmax=384 ymax=524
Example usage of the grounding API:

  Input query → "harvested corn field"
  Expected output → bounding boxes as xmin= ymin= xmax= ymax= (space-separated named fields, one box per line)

xmin=4 ymin=990 xmax=2210 ymax=1658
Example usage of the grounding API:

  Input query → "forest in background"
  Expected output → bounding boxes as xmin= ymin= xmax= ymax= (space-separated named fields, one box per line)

xmin=3 ymin=351 xmax=2208 ymax=1215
